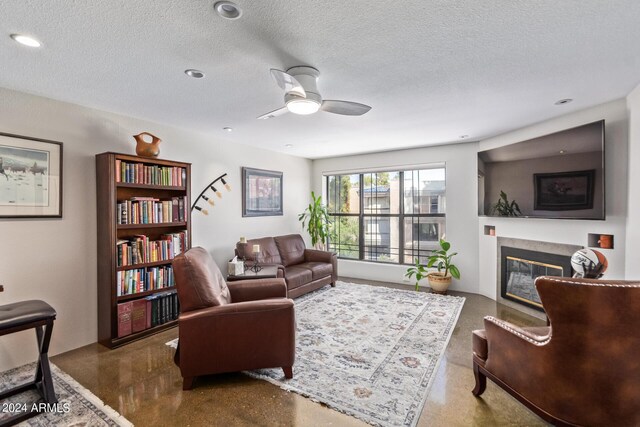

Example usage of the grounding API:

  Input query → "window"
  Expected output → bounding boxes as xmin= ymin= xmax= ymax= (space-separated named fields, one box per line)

xmin=326 ymin=167 xmax=445 ymax=265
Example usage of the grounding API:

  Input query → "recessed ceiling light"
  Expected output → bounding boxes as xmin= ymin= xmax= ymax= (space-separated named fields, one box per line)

xmin=555 ymin=98 xmax=573 ymax=105
xmin=10 ymin=34 xmax=41 ymax=48
xmin=223 ymin=127 xmax=233 ymax=132
xmin=559 ymin=150 xmax=566 ymax=154
xmin=184 ymin=69 xmax=205 ymax=78
xmin=459 ymin=135 xmax=469 ymax=139
xmin=285 ymin=144 xmax=293 ymax=148
xmin=214 ymin=1 xmax=242 ymax=19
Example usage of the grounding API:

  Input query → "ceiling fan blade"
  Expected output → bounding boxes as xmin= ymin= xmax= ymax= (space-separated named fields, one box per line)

xmin=270 ymin=69 xmax=306 ymax=97
xmin=321 ymin=100 xmax=371 ymax=116
xmin=257 ymin=106 xmax=289 ymax=120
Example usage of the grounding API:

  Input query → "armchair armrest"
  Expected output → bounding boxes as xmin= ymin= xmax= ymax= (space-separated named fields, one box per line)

xmin=180 ymin=298 xmax=293 ymax=322
xmin=228 ymin=278 xmax=287 ymax=302
xmin=177 ymin=299 xmax=295 ymax=376
xmin=484 ymin=316 xmax=551 ymax=346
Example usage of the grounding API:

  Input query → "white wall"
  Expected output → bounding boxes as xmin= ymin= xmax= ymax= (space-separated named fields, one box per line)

xmin=625 ymin=83 xmax=640 ymax=277
xmin=312 ymin=143 xmax=480 ymax=294
xmin=0 ymin=87 xmax=311 ymax=371
xmin=478 ymin=100 xmax=628 ymax=299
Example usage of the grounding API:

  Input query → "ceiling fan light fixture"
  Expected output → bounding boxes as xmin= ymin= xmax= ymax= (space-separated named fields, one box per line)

xmin=214 ymin=1 xmax=242 ymax=19
xmin=286 ymin=99 xmax=320 ymax=115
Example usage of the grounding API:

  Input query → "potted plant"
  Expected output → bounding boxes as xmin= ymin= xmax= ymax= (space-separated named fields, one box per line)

xmin=405 ymin=239 xmax=461 ymax=294
xmin=298 ymin=191 xmax=331 ymax=250
xmin=490 ymin=191 xmax=522 ymax=217
xmin=426 ymin=238 xmax=460 ymax=294
xmin=405 ymin=259 xmax=429 ymax=291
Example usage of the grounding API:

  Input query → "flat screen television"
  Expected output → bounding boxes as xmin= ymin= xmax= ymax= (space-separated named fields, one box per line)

xmin=478 ymin=120 xmax=605 ymax=220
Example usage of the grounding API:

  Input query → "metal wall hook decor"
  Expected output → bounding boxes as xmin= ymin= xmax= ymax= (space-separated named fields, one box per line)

xmin=191 ymin=173 xmax=231 ymax=215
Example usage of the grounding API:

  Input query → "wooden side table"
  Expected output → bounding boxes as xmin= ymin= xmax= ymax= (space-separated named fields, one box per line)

xmin=227 ymin=265 xmax=279 ymax=282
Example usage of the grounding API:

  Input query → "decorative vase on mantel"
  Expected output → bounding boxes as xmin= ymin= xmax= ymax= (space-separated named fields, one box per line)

xmin=133 ymin=132 xmax=161 ymax=158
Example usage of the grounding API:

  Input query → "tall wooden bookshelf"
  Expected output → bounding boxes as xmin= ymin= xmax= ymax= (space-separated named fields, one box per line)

xmin=96 ymin=152 xmax=191 ymax=348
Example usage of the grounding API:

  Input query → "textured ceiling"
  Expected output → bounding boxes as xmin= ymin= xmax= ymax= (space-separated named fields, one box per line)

xmin=1 ymin=1 xmax=639 ymax=159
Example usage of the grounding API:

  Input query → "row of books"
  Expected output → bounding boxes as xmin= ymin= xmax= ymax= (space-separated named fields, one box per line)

xmin=117 ymin=196 xmax=187 ymax=225
xmin=116 ymin=232 xmax=188 ymax=267
xmin=117 ymin=291 xmax=180 ymax=338
xmin=116 ymin=265 xmax=175 ymax=296
xmin=116 ymin=160 xmax=186 ymax=187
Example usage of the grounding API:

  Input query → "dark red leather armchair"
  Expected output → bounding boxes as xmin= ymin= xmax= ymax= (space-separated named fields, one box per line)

xmin=472 ymin=276 xmax=640 ymax=426
xmin=173 ymin=247 xmax=295 ymax=390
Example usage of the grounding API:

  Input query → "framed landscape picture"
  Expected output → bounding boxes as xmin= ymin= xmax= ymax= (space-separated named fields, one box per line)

xmin=533 ymin=169 xmax=595 ymax=211
xmin=242 ymin=167 xmax=283 ymax=217
xmin=0 ymin=132 xmax=63 ymax=218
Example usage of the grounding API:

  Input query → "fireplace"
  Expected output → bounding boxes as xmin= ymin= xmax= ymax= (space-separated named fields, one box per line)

xmin=501 ymin=246 xmax=573 ymax=311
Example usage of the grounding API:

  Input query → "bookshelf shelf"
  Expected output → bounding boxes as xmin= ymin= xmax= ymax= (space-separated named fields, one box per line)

xmin=116 ymin=182 xmax=186 ymax=191
xmin=117 ymin=259 xmax=174 ymax=271
xmin=97 ymin=152 xmax=191 ymax=349
xmin=117 ymin=286 xmax=176 ymax=302
xmin=117 ymin=222 xmax=187 ymax=230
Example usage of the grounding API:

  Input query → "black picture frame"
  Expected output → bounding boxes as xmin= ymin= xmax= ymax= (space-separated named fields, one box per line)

xmin=0 ymin=132 xmax=63 ymax=218
xmin=534 ymin=169 xmax=595 ymax=211
xmin=242 ymin=167 xmax=283 ymax=217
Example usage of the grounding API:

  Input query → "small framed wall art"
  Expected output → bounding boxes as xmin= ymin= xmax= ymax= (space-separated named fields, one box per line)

xmin=242 ymin=167 xmax=283 ymax=217
xmin=534 ymin=169 xmax=595 ymax=211
xmin=0 ymin=132 xmax=63 ymax=218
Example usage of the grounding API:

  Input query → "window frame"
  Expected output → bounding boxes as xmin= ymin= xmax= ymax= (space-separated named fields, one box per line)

xmin=325 ymin=168 xmax=446 ymax=265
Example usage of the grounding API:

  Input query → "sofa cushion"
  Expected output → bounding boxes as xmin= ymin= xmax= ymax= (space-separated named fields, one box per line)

xmin=173 ymin=247 xmax=230 ymax=312
xmin=237 ymin=237 xmax=282 ymax=265
xmin=275 ymin=234 xmax=306 ymax=266
xmin=284 ymin=266 xmax=313 ymax=290
xmin=298 ymin=262 xmax=333 ymax=280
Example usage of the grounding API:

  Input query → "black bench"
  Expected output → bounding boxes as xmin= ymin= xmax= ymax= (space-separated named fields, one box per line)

xmin=0 ymin=300 xmax=57 ymax=426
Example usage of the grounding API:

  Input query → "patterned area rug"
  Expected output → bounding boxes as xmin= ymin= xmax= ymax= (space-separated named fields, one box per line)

xmin=167 ymin=282 xmax=464 ymax=427
xmin=0 ymin=362 xmax=132 ymax=426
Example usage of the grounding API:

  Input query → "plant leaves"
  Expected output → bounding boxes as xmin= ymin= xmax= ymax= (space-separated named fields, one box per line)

xmin=449 ymin=265 xmax=461 ymax=279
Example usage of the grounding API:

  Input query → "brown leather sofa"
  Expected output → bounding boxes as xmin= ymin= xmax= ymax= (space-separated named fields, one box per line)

xmin=472 ymin=276 xmax=640 ymax=426
xmin=172 ymin=247 xmax=295 ymax=390
xmin=236 ymin=234 xmax=337 ymax=298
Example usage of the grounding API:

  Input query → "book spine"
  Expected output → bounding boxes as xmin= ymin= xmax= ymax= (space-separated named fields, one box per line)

xmin=117 ymin=302 xmax=133 ymax=338
xmin=131 ymin=299 xmax=147 ymax=333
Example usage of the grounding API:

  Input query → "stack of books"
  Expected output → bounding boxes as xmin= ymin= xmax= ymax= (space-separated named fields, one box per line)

xmin=117 ymin=291 xmax=180 ymax=338
xmin=116 ymin=231 xmax=188 ymax=267
xmin=116 ymin=160 xmax=186 ymax=186
xmin=117 ymin=196 xmax=187 ymax=224
xmin=116 ymin=265 xmax=174 ymax=296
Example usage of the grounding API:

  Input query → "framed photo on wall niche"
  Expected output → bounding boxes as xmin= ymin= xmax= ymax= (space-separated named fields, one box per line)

xmin=0 ymin=132 xmax=63 ymax=218
xmin=242 ymin=167 xmax=283 ymax=217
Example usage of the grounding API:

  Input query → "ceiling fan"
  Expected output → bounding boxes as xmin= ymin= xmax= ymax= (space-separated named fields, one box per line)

xmin=257 ymin=66 xmax=371 ymax=119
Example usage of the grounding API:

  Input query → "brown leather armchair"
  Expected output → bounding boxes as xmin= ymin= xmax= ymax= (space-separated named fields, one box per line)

xmin=472 ymin=276 xmax=640 ymax=426
xmin=173 ymin=247 xmax=295 ymax=390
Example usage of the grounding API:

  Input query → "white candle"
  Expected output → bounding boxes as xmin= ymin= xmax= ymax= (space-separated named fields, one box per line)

xmin=253 ymin=244 xmax=260 ymax=253
xmin=239 ymin=237 xmax=247 ymax=244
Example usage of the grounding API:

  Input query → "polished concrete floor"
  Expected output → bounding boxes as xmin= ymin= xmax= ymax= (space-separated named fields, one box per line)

xmin=52 ymin=279 xmax=548 ymax=426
